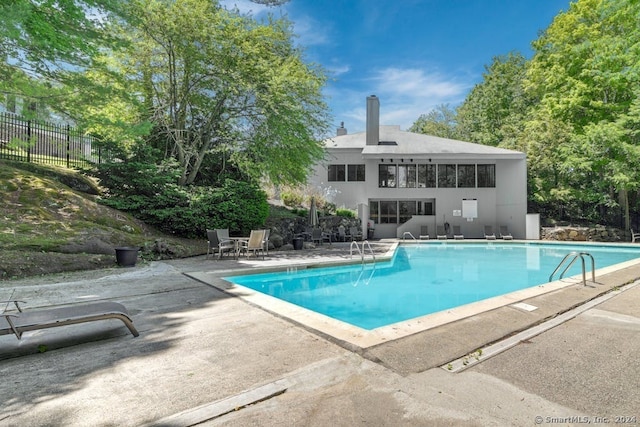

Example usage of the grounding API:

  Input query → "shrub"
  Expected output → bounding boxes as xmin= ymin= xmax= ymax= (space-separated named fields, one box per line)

xmin=93 ymin=144 xmax=268 ymax=238
xmin=281 ymin=191 xmax=304 ymax=207
xmin=336 ymin=208 xmax=355 ymax=218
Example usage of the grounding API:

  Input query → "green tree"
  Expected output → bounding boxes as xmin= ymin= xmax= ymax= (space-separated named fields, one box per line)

xmin=409 ymin=104 xmax=458 ymax=139
xmin=456 ymin=52 xmax=530 ymax=149
xmin=525 ymin=0 xmax=640 ymax=227
xmin=97 ymin=0 xmax=330 ymax=187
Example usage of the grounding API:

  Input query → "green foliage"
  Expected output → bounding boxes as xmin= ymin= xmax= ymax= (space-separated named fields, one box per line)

xmin=336 ymin=209 xmax=355 ymax=218
xmin=281 ymin=191 xmax=304 ymax=207
xmin=93 ymin=143 xmax=268 ymax=237
xmin=409 ymin=104 xmax=459 ymax=139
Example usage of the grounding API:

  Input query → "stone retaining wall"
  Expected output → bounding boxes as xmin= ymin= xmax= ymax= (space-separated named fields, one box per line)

xmin=265 ymin=216 xmax=362 ymax=249
xmin=541 ymin=226 xmax=628 ymax=242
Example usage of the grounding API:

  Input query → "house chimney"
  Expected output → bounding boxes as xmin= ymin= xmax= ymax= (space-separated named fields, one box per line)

xmin=366 ymin=95 xmax=379 ymax=146
xmin=337 ymin=121 xmax=347 ymax=136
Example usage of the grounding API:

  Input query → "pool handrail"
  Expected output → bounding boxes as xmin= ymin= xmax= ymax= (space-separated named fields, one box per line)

xmin=549 ymin=251 xmax=595 ymax=287
xmin=350 ymin=240 xmax=376 ymax=264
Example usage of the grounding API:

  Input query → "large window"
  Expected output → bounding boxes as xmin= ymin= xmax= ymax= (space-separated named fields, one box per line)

xmin=378 ymin=164 xmax=396 ymax=187
xmin=328 ymin=164 xmax=345 ymax=181
xmin=376 ymin=162 xmax=497 ymax=188
xmin=418 ymin=164 xmax=436 ymax=188
xmin=369 ymin=199 xmax=435 ymax=224
xmin=457 ymin=164 xmax=476 ymax=188
xmin=347 ymin=164 xmax=365 ymax=181
xmin=438 ymin=164 xmax=457 ymax=188
xmin=398 ymin=164 xmax=416 ymax=188
xmin=477 ymin=164 xmax=496 ymax=187
xmin=379 ymin=200 xmax=397 ymax=224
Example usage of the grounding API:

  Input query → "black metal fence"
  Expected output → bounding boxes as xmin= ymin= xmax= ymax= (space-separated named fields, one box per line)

xmin=0 ymin=112 xmax=100 ymax=169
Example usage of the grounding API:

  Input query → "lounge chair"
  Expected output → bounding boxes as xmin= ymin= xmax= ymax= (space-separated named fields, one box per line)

xmin=452 ymin=225 xmax=464 ymax=240
xmin=436 ymin=225 xmax=448 ymax=240
xmin=419 ymin=226 xmax=429 ymax=240
xmin=632 ymin=229 xmax=640 ymax=243
xmin=484 ymin=226 xmax=497 ymax=240
xmin=239 ymin=229 xmax=266 ymax=259
xmin=499 ymin=226 xmax=513 ymax=240
xmin=208 ymin=229 xmax=236 ymax=259
xmin=1 ymin=300 xmax=139 ymax=339
xmin=337 ymin=225 xmax=347 ymax=242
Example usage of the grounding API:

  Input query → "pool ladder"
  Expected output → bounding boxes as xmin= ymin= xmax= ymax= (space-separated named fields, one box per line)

xmin=350 ymin=240 xmax=376 ymax=264
xmin=549 ymin=252 xmax=596 ymax=287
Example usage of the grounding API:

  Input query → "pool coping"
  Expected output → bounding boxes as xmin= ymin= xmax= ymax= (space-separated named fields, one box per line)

xmin=186 ymin=240 xmax=640 ymax=352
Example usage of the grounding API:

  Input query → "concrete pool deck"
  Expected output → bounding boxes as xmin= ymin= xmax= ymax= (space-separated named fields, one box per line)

xmin=1 ymin=240 xmax=639 ymax=426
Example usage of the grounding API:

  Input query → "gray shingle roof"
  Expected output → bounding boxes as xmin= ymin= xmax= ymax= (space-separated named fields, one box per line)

xmin=324 ymin=126 xmax=525 ymax=160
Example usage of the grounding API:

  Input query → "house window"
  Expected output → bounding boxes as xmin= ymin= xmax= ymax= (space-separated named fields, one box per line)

xmin=398 ymin=164 xmax=416 ymax=188
xmin=477 ymin=164 xmax=496 ymax=188
xmin=457 ymin=164 xmax=476 ymax=188
xmin=379 ymin=164 xmax=396 ymax=188
xmin=418 ymin=164 xmax=436 ymax=188
xmin=347 ymin=164 xmax=365 ymax=181
xmin=379 ymin=200 xmax=397 ymax=224
xmin=399 ymin=200 xmax=417 ymax=223
xmin=328 ymin=164 xmax=345 ymax=181
xmin=438 ymin=164 xmax=457 ymax=188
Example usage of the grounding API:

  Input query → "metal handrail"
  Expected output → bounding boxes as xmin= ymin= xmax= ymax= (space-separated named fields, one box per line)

xmin=402 ymin=231 xmax=416 ymax=241
xmin=350 ymin=241 xmax=363 ymax=260
xmin=350 ymin=240 xmax=376 ymax=264
xmin=549 ymin=252 xmax=596 ymax=286
xmin=362 ymin=240 xmax=376 ymax=262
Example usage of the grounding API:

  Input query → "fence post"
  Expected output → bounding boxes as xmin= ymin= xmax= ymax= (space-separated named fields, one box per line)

xmin=27 ymin=120 xmax=31 ymax=163
xmin=66 ymin=124 xmax=71 ymax=168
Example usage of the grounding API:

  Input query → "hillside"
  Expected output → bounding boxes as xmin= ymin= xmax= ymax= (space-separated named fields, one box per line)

xmin=0 ymin=160 xmax=207 ymax=280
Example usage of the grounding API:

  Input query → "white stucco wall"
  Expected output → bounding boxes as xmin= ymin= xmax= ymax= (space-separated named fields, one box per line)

xmin=309 ymin=150 xmax=527 ymax=239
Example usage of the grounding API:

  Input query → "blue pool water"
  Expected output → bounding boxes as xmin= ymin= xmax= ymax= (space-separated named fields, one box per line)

xmin=224 ymin=243 xmax=640 ymax=330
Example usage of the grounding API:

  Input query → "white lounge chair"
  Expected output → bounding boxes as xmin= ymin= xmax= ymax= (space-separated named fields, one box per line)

xmin=632 ymin=229 xmax=640 ymax=243
xmin=419 ymin=226 xmax=429 ymax=240
xmin=453 ymin=225 xmax=464 ymax=240
xmin=499 ymin=226 xmax=513 ymax=240
xmin=484 ymin=226 xmax=497 ymax=240
xmin=436 ymin=225 xmax=448 ymax=240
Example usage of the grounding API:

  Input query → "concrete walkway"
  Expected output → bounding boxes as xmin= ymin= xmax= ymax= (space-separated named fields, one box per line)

xmin=0 ymin=242 xmax=638 ymax=426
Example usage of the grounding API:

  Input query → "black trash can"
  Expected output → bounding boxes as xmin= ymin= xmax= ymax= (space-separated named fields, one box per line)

xmin=367 ymin=229 xmax=374 ymax=240
xmin=114 ymin=247 xmax=139 ymax=267
xmin=293 ymin=238 xmax=303 ymax=250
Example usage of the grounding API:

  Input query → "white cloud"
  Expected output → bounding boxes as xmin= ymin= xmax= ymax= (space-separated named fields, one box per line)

xmin=325 ymin=66 xmax=473 ymax=134
xmin=219 ymin=0 xmax=271 ymax=16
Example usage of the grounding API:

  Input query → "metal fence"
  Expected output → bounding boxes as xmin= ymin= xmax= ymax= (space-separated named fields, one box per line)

xmin=0 ymin=112 xmax=101 ymax=169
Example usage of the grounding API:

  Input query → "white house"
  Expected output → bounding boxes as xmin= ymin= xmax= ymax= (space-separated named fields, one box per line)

xmin=308 ymin=95 xmax=528 ymax=239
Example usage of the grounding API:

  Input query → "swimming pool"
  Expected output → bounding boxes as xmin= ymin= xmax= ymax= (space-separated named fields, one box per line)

xmin=223 ymin=242 xmax=640 ymax=330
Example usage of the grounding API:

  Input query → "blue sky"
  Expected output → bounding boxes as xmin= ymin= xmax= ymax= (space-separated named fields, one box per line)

xmin=222 ymin=0 xmax=571 ymax=135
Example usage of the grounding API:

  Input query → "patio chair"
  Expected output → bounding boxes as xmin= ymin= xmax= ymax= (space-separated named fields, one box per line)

xmin=484 ymin=226 xmax=497 ymax=240
xmin=419 ymin=226 xmax=429 ymax=240
xmin=1 ymin=300 xmax=139 ymax=339
xmin=452 ymin=225 xmax=464 ymax=240
xmin=499 ymin=226 xmax=513 ymax=240
xmin=239 ymin=229 xmax=266 ymax=259
xmin=211 ymin=229 xmax=236 ymax=259
xmin=436 ymin=225 xmax=448 ymax=240
xmin=311 ymin=228 xmax=323 ymax=245
xmin=322 ymin=230 xmax=333 ymax=245
xmin=337 ymin=225 xmax=347 ymax=242
xmin=349 ymin=226 xmax=363 ymax=241
xmin=632 ymin=229 xmax=640 ymax=243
